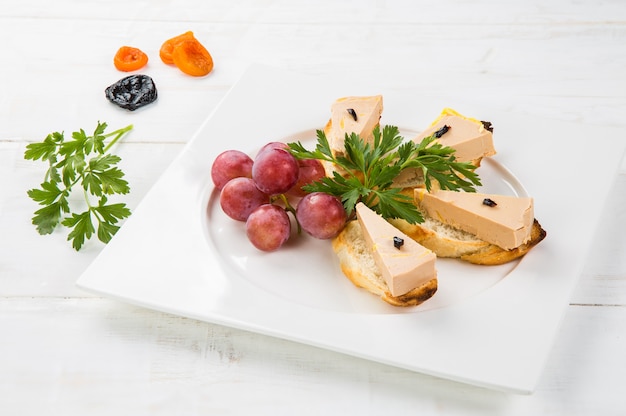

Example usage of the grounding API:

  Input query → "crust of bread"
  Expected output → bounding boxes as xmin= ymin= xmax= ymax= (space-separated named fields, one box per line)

xmin=388 ymin=217 xmax=547 ymax=265
xmin=332 ymin=220 xmax=438 ymax=307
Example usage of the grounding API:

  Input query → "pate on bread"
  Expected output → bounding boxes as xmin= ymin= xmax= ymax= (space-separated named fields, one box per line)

xmin=326 ymin=95 xmax=383 ymax=155
xmin=392 ymin=107 xmax=496 ymax=189
xmin=388 ymin=216 xmax=546 ymax=266
xmin=325 ymin=98 xmax=546 ymax=305
xmin=332 ymin=219 xmax=438 ymax=307
xmin=322 ymin=95 xmax=383 ymax=177
xmin=354 ymin=203 xmax=436 ymax=297
xmin=414 ymin=107 xmax=496 ymax=163
xmin=385 ymin=188 xmax=546 ymax=266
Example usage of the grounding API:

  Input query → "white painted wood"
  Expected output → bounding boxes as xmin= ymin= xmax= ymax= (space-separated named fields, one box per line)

xmin=1 ymin=0 xmax=625 ymax=413
xmin=0 ymin=142 xmax=183 ymax=296
xmin=0 ymin=298 xmax=624 ymax=415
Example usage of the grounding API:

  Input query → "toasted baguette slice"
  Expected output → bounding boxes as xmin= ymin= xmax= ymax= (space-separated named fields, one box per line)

xmin=388 ymin=216 xmax=546 ymax=265
xmin=332 ymin=220 xmax=438 ymax=307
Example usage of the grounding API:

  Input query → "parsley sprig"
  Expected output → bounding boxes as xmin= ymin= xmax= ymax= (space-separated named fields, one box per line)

xmin=287 ymin=125 xmax=481 ymax=224
xmin=24 ymin=122 xmax=133 ymax=250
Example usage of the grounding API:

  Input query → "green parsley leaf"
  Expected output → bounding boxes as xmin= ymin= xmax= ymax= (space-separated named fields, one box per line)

xmin=24 ymin=132 xmax=63 ymax=162
xmin=31 ymin=203 xmax=66 ymax=235
xmin=288 ymin=124 xmax=482 ymax=224
xmin=96 ymin=221 xmax=120 ymax=245
xmin=62 ymin=211 xmax=95 ymax=251
xmin=24 ymin=122 xmax=133 ymax=251
xmin=27 ymin=181 xmax=66 ymax=206
xmin=94 ymin=198 xmax=131 ymax=224
xmin=94 ymin=197 xmax=131 ymax=244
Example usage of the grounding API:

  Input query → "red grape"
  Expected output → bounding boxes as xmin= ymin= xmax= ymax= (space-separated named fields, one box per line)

xmin=211 ymin=150 xmax=254 ymax=190
xmin=287 ymin=158 xmax=326 ymax=198
xmin=219 ymin=177 xmax=268 ymax=221
xmin=252 ymin=148 xmax=299 ymax=195
xmin=246 ymin=204 xmax=291 ymax=251
xmin=296 ymin=192 xmax=347 ymax=239
xmin=256 ymin=141 xmax=288 ymax=157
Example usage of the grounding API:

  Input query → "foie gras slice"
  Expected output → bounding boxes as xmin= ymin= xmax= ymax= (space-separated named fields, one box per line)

xmin=355 ymin=202 xmax=437 ymax=297
xmin=414 ymin=189 xmax=534 ymax=250
xmin=326 ymin=95 xmax=383 ymax=154
xmin=414 ymin=108 xmax=496 ymax=163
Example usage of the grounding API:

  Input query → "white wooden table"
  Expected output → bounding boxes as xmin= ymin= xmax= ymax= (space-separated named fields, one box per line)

xmin=1 ymin=1 xmax=625 ymax=414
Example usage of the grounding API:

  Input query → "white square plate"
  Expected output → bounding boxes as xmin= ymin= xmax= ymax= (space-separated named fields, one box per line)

xmin=77 ymin=64 xmax=625 ymax=393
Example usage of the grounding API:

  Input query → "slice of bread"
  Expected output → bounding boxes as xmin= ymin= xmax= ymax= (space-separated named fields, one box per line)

xmin=388 ymin=216 xmax=546 ymax=265
xmin=332 ymin=220 xmax=438 ymax=307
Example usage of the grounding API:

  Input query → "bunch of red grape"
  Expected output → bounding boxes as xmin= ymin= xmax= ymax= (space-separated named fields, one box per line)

xmin=211 ymin=142 xmax=347 ymax=251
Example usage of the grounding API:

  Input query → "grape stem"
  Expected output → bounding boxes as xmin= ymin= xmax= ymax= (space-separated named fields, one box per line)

xmin=273 ymin=194 xmax=301 ymax=234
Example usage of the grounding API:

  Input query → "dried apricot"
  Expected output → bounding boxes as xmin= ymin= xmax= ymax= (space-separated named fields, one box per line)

xmin=113 ymin=46 xmax=148 ymax=72
xmin=171 ymin=39 xmax=214 ymax=77
xmin=159 ymin=31 xmax=195 ymax=65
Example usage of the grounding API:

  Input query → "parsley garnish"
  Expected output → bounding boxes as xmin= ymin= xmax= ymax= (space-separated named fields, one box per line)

xmin=24 ymin=122 xmax=133 ymax=250
xmin=287 ymin=125 xmax=481 ymax=224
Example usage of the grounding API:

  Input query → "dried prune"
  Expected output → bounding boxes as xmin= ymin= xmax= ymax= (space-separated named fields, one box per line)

xmin=105 ymin=74 xmax=157 ymax=111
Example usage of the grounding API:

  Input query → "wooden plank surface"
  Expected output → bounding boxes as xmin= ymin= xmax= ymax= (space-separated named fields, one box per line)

xmin=1 ymin=0 xmax=625 ymax=414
